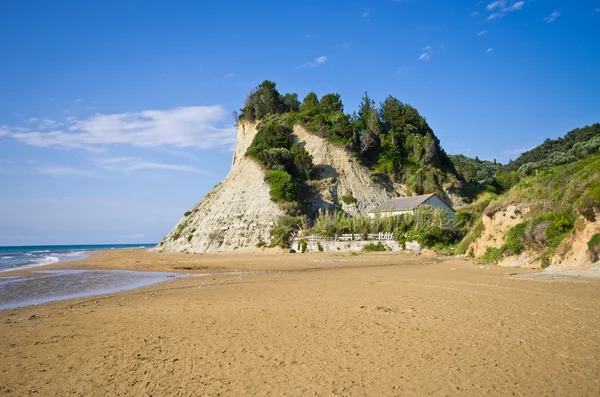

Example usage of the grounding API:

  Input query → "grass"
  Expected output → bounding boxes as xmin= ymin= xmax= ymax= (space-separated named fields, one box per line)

xmin=478 ymin=247 xmax=502 ymax=265
xmin=588 ymin=233 xmax=600 ymax=262
xmin=363 ymin=242 xmax=387 ymax=252
xmin=341 ymin=195 xmax=357 ymax=205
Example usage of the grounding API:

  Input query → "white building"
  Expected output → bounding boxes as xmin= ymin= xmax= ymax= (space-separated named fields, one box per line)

xmin=367 ymin=193 xmax=455 ymax=219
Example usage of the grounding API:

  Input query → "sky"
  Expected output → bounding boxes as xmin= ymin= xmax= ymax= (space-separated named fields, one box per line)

xmin=1 ymin=0 xmax=599 ymax=245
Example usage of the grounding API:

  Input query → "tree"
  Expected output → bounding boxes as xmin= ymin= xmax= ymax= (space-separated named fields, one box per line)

xmin=291 ymin=143 xmax=313 ymax=179
xmin=319 ymin=93 xmax=343 ymax=114
xmin=299 ymin=92 xmax=320 ymax=115
xmin=239 ymin=80 xmax=286 ymax=121
xmin=283 ymin=93 xmax=300 ymax=112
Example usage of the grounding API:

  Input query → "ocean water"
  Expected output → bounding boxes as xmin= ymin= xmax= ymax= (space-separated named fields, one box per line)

xmin=0 ymin=269 xmax=182 ymax=311
xmin=0 ymin=244 xmax=156 ymax=272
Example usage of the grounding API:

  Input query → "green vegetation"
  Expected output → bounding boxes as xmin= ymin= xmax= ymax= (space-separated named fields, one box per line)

xmin=587 ymin=233 xmax=600 ymax=262
xmin=264 ymin=170 xmax=297 ymax=202
xmin=501 ymin=222 xmax=527 ymax=255
xmin=239 ymin=80 xmax=459 ymax=197
xmin=299 ymin=239 xmax=308 ymax=253
xmin=269 ymin=215 xmax=303 ymax=248
xmin=507 ymin=123 xmax=600 ymax=172
xmin=317 ymin=242 xmax=324 ymax=252
xmin=341 ymin=195 xmax=357 ymax=205
xmin=363 ymin=242 xmax=387 ymax=252
xmin=184 ymin=210 xmax=192 ymax=217
xmin=479 ymin=247 xmax=502 ymax=265
xmin=256 ymin=239 xmax=267 ymax=248
xmin=456 ymin=218 xmax=484 ymax=255
xmin=310 ymin=206 xmax=463 ymax=249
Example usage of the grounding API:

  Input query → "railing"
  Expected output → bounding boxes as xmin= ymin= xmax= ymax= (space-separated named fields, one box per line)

xmin=298 ymin=232 xmax=394 ymax=243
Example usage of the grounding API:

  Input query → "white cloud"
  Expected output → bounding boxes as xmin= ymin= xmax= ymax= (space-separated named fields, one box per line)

xmin=0 ymin=158 xmax=15 ymax=164
xmin=223 ymin=72 xmax=235 ymax=79
xmin=0 ymin=127 xmax=9 ymax=137
xmin=487 ymin=0 xmax=506 ymax=11
xmin=487 ymin=47 xmax=494 ymax=52
xmin=418 ymin=45 xmax=433 ymax=61
xmin=487 ymin=0 xmax=525 ymax=19
xmin=477 ymin=30 xmax=488 ymax=36
xmin=545 ymin=11 xmax=560 ymax=23
xmin=297 ymin=56 xmax=328 ymax=69
xmin=97 ymin=157 xmax=208 ymax=175
xmin=8 ymin=105 xmax=237 ymax=151
xmin=362 ymin=9 xmax=370 ymax=19
xmin=75 ymin=98 xmax=83 ymax=103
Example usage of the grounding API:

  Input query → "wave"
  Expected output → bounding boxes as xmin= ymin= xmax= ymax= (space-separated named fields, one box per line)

xmin=1 ymin=256 xmax=15 ymax=259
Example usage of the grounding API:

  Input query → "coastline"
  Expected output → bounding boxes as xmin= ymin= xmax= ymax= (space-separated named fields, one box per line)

xmin=1 ymin=249 xmax=600 ymax=395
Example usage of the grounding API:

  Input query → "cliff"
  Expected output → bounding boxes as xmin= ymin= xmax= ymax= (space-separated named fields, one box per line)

xmin=156 ymin=122 xmax=402 ymax=253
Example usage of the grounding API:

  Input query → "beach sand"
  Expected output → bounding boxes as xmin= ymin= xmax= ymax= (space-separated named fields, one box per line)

xmin=1 ymin=249 xmax=599 ymax=396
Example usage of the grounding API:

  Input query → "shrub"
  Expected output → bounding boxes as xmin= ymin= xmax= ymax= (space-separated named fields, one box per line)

xmin=453 ymin=211 xmax=472 ymax=229
xmin=184 ymin=210 xmax=192 ymax=217
xmin=501 ymin=221 xmax=527 ymax=255
xmin=299 ymin=239 xmax=308 ymax=253
xmin=264 ymin=170 xmax=297 ymax=202
xmin=363 ymin=242 xmax=387 ymax=252
xmin=455 ymin=218 xmax=484 ymax=255
xmin=341 ymin=195 xmax=357 ymax=205
xmin=260 ymin=147 xmax=293 ymax=171
xmin=246 ymin=119 xmax=292 ymax=160
xmin=256 ymin=240 xmax=267 ymax=248
xmin=479 ymin=247 xmax=502 ymax=265
xmin=317 ymin=242 xmax=324 ymax=252
xmin=588 ymin=233 xmax=600 ymax=262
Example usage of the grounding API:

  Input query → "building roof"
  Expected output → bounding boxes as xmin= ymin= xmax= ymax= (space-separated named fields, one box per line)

xmin=368 ymin=193 xmax=443 ymax=213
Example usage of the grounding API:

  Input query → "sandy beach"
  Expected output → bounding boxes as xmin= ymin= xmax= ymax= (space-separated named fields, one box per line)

xmin=1 ymin=249 xmax=599 ymax=396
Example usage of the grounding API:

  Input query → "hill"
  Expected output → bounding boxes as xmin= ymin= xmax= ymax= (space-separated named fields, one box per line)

xmin=461 ymin=152 xmax=600 ymax=270
xmin=156 ymin=81 xmax=464 ymax=253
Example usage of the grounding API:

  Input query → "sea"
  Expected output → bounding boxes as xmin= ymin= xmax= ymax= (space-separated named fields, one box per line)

xmin=0 ymin=244 xmax=155 ymax=273
xmin=0 ymin=244 xmax=186 ymax=311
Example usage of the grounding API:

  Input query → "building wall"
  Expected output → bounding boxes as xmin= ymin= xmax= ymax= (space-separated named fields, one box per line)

xmin=423 ymin=195 xmax=455 ymax=218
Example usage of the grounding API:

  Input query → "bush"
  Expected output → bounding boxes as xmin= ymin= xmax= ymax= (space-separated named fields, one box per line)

xmin=299 ymin=239 xmax=308 ymax=253
xmin=341 ymin=195 xmax=357 ymax=205
xmin=501 ymin=221 xmax=527 ymax=255
xmin=246 ymin=120 xmax=292 ymax=160
xmin=363 ymin=242 xmax=387 ymax=252
xmin=588 ymin=233 xmax=600 ymax=262
xmin=184 ymin=210 xmax=192 ymax=217
xmin=317 ymin=242 xmax=324 ymax=252
xmin=265 ymin=170 xmax=297 ymax=202
xmin=479 ymin=247 xmax=502 ymax=264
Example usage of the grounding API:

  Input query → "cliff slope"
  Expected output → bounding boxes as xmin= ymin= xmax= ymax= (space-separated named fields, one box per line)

xmin=156 ymin=122 xmax=284 ymax=253
xmin=156 ymin=122 xmax=400 ymax=253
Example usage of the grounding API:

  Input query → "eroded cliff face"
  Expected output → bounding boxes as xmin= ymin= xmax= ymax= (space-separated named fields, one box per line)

xmin=467 ymin=205 xmax=600 ymax=271
xmin=156 ymin=122 xmax=284 ymax=253
xmin=291 ymin=125 xmax=403 ymax=217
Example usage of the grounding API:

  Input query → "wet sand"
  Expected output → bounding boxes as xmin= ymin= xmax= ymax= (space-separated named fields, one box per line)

xmin=1 ymin=249 xmax=599 ymax=395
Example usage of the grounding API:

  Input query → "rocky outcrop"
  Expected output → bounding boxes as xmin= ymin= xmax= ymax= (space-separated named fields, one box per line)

xmin=468 ymin=205 xmax=600 ymax=271
xmin=155 ymin=122 xmax=284 ymax=253
xmin=157 ymin=122 xmax=457 ymax=253
xmin=291 ymin=125 xmax=403 ymax=217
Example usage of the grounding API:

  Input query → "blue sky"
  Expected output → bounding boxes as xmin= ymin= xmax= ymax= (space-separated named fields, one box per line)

xmin=1 ymin=0 xmax=599 ymax=245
